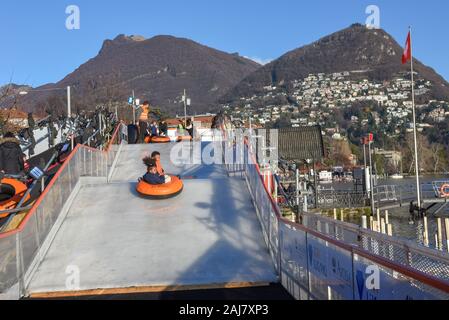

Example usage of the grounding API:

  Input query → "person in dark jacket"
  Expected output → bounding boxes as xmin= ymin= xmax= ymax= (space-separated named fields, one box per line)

xmin=150 ymin=121 xmax=159 ymax=137
xmin=127 ymin=122 xmax=139 ymax=144
xmin=138 ymin=101 xmax=150 ymax=143
xmin=186 ymin=119 xmax=194 ymax=137
xmin=159 ymin=120 xmax=168 ymax=137
xmin=0 ymin=132 xmax=25 ymax=175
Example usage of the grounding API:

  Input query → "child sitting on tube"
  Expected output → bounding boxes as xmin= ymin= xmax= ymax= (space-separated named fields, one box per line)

xmin=142 ymin=156 xmax=171 ymax=185
xmin=151 ymin=151 xmax=165 ymax=176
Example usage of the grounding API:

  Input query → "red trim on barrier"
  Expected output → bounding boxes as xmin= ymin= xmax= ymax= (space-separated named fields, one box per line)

xmin=82 ymin=145 xmax=101 ymax=153
xmin=244 ymin=139 xmax=283 ymax=219
xmin=242 ymin=138 xmax=449 ymax=294
xmin=0 ymin=123 xmax=123 ymax=239
xmin=0 ymin=144 xmax=82 ymax=239
xmin=83 ymin=122 xmax=122 ymax=154
xmin=105 ymin=123 xmax=122 ymax=152
xmin=280 ymin=219 xmax=449 ymax=294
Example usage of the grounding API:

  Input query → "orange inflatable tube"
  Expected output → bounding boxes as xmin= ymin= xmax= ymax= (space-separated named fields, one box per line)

xmin=177 ymin=136 xmax=192 ymax=142
xmin=151 ymin=136 xmax=171 ymax=144
xmin=137 ymin=176 xmax=184 ymax=199
xmin=0 ymin=178 xmax=31 ymax=218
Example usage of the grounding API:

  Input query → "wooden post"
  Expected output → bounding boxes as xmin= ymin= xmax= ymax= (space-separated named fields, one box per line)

xmin=437 ymin=218 xmax=443 ymax=251
xmin=362 ymin=216 xmax=368 ymax=229
xmin=423 ymin=216 xmax=429 ymax=247
xmin=334 ymin=208 xmax=337 ymax=220
xmin=387 ymin=224 xmax=393 ymax=237
xmin=340 ymin=209 xmax=344 ymax=222
xmin=381 ymin=218 xmax=386 ymax=234
xmin=376 ymin=209 xmax=381 ymax=232
xmin=373 ymin=221 xmax=379 ymax=233
xmin=385 ymin=210 xmax=389 ymax=225
xmin=369 ymin=216 xmax=374 ymax=231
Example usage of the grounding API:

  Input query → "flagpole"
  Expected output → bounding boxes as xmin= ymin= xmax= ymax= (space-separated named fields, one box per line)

xmin=409 ymin=26 xmax=422 ymax=212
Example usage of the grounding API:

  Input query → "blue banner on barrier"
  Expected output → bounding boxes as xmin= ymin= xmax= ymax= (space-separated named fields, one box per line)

xmin=353 ymin=255 xmax=442 ymax=300
xmin=327 ymin=244 xmax=354 ymax=299
xmin=307 ymin=235 xmax=354 ymax=300
xmin=281 ymin=224 xmax=308 ymax=289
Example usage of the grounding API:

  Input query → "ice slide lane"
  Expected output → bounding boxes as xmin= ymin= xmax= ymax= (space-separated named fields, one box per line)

xmin=26 ymin=143 xmax=279 ymax=297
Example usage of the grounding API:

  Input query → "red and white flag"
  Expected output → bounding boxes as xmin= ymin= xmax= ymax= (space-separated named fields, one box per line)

xmin=402 ymin=31 xmax=412 ymax=64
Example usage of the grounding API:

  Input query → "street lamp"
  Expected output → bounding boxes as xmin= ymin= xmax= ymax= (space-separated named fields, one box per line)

xmin=182 ymin=89 xmax=191 ymax=126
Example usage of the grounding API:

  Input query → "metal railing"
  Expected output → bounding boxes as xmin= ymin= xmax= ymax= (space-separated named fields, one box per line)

xmin=0 ymin=122 xmax=121 ymax=229
xmin=235 ymin=134 xmax=449 ymax=300
xmin=374 ymin=182 xmax=449 ymax=210
xmin=0 ymin=123 xmax=124 ymax=298
xmin=315 ymin=191 xmax=367 ymax=209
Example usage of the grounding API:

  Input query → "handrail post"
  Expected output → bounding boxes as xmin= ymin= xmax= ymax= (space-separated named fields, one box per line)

xmin=278 ymin=227 xmax=283 ymax=284
xmin=350 ymin=249 xmax=357 ymax=300
xmin=15 ymin=233 xmax=25 ymax=298
xmin=305 ymin=231 xmax=312 ymax=300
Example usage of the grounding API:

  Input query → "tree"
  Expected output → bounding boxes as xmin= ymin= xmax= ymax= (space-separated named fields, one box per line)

xmin=374 ymin=154 xmax=386 ymax=176
xmin=331 ymin=139 xmax=353 ymax=167
xmin=430 ymin=143 xmax=448 ymax=174
xmin=403 ymin=133 xmax=435 ymax=174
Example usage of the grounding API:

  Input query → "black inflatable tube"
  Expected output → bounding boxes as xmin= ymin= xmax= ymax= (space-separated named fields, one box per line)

xmin=0 ymin=184 xmax=16 ymax=202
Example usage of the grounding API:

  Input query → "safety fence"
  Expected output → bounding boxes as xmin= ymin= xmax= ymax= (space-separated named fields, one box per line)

xmin=374 ymin=181 xmax=449 ymax=210
xmin=0 ymin=123 xmax=124 ymax=298
xmin=230 ymin=134 xmax=449 ymax=300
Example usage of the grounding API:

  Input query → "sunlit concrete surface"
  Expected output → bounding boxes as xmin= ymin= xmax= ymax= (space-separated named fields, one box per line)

xmin=27 ymin=143 xmax=277 ymax=294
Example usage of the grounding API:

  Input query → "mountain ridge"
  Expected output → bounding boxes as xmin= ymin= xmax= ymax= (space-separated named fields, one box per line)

xmin=220 ymin=23 xmax=449 ymax=105
xmin=7 ymin=34 xmax=261 ymax=115
xmin=3 ymin=25 xmax=449 ymax=116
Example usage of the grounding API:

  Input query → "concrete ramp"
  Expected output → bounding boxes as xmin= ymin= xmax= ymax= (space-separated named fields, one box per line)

xmin=27 ymin=143 xmax=277 ymax=297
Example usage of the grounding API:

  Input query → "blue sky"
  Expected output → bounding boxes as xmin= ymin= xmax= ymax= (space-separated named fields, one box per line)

xmin=1 ymin=0 xmax=448 ymax=87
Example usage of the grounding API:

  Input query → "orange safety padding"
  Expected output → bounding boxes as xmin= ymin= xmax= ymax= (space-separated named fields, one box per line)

xmin=137 ymin=176 xmax=184 ymax=199
xmin=0 ymin=178 xmax=31 ymax=217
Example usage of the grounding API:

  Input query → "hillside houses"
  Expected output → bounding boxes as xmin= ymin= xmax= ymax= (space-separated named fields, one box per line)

xmin=225 ymin=70 xmax=449 ymax=141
